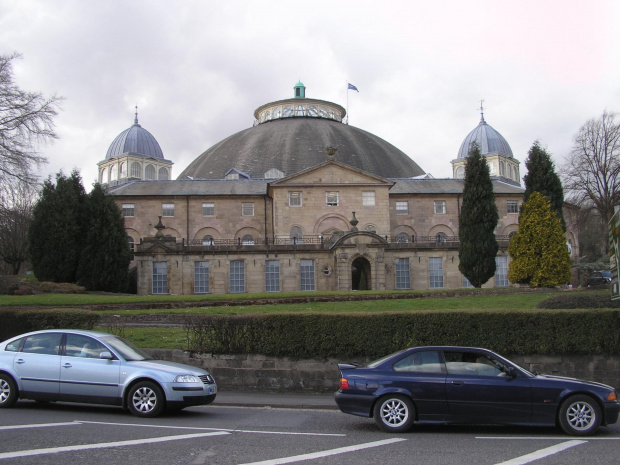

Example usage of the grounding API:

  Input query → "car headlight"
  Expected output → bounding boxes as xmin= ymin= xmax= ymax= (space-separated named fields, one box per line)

xmin=174 ymin=375 xmax=201 ymax=383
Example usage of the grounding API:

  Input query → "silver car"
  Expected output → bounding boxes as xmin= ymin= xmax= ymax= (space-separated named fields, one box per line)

xmin=0 ymin=329 xmax=217 ymax=417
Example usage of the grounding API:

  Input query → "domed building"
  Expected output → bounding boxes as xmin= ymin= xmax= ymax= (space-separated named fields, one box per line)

xmin=104 ymin=84 xmax=579 ymax=295
xmin=451 ymin=108 xmax=520 ymax=186
xmin=97 ymin=109 xmax=173 ymax=186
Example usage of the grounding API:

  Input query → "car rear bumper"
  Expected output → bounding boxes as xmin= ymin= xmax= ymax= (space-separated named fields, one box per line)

xmin=334 ymin=391 xmax=375 ymax=417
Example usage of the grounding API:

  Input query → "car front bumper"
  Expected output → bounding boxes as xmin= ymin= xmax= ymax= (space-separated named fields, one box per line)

xmin=603 ymin=401 xmax=620 ymax=426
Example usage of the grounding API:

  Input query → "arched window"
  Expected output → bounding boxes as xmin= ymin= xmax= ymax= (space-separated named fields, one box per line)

xmin=396 ymin=233 xmax=410 ymax=243
xmin=131 ymin=162 xmax=141 ymax=178
xmin=365 ymin=225 xmax=377 ymax=234
xmin=202 ymin=235 xmax=214 ymax=246
xmin=127 ymin=235 xmax=134 ymax=253
xmin=145 ymin=164 xmax=156 ymax=180
xmin=110 ymin=165 xmax=118 ymax=181
xmin=158 ymin=167 xmax=169 ymax=180
xmin=455 ymin=166 xmax=464 ymax=179
xmin=435 ymin=232 xmax=446 ymax=243
xmin=100 ymin=167 xmax=108 ymax=183
xmin=290 ymin=226 xmax=303 ymax=244
xmin=120 ymin=162 xmax=127 ymax=178
xmin=242 ymin=235 xmax=254 ymax=245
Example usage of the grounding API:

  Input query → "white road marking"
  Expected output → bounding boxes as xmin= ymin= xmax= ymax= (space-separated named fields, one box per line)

xmin=478 ymin=436 xmax=620 ymax=441
xmin=491 ymin=440 xmax=587 ymax=465
xmin=238 ymin=438 xmax=407 ymax=465
xmin=78 ymin=420 xmax=346 ymax=436
xmin=0 ymin=431 xmax=230 ymax=460
xmin=0 ymin=422 xmax=80 ymax=431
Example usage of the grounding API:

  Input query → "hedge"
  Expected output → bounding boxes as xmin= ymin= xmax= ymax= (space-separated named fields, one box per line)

xmin=537 ymin=293 xmax=620 ymax=309
xmin=0 ymin=309 xmax=101 ymax=341
xmin=183 ymin=310 xmax=620 ymax=360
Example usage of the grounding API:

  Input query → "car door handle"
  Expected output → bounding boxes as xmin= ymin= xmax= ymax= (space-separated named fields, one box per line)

xmin=63 ymin=363 xmax=72 ymax=368
xmin=451 ymin=381 xmax=464 ymax=386
xmin=16 ymin=359 xmax=25 ymax=364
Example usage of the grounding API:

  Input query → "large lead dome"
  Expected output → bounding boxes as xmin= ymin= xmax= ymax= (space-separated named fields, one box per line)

xmin=179 ymin=83 xmax=425 ymax=180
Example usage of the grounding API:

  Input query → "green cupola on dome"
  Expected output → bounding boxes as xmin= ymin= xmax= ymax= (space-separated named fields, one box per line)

xmin=294 ymin=81 xmax=306 ymax=98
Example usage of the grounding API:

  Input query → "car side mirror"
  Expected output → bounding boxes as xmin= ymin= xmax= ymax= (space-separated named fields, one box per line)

xmin=99 ymin=351 xmax=114 ymax=360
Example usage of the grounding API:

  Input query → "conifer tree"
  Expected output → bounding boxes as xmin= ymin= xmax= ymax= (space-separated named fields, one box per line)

xmin=77 ymin=184 xmax=131 ymax=292
xmin=523 ymin=141 xmax=566 ymax=230
xmin=28 ymin=170 xmax=86 ymax=282
xmin=458 ymin=142 xmax=499 ymax=287
xmin=508 ymin=192 xmax=571 ymax=287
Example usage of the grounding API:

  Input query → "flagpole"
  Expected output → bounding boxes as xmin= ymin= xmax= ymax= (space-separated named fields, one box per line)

xmin=346 ymin=81 xmax=349 ymax=125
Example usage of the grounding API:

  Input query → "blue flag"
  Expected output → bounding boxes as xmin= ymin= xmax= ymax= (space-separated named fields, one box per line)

xmin=348 ymin=83 xmax=359 ymax=92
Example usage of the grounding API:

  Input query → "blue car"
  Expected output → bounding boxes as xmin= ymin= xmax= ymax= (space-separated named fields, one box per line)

xmin=335 ymin=346 xmax=619 ymax=435
xmin=0 ymin=330 xmax=217 ymax=417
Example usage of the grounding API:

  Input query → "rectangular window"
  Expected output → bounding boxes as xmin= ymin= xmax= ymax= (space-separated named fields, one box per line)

xmin=242 ymin=203 xmax=254 ymax=216
xmin=162 ymin=203 xmax=175 ymax=217
xmin=507 ymin=201 xmax=519 ymax=214
xmin=396 ymin=201 xmax=408 ymax=215
xmin=395 ymin=258 xmax=410 ymax=289
xmin=429 ymin=257 xmax=444 ymax=288
xmin=288 ymin=192 xmax=302 ymax=207
xmin=362 ymin=191 xmax=375 ymax=206
xmin=300 ymin=259 xmax=315 ymax=291
xmin=122 ymin=203 xmax=134 ymax=217
xmin=265 ymin=260 xmax=280 ymax=292
xmin=152 ymin=262 xmax=167 ymax=294
xmin=202 ymin=203 xmax=215 ymax=216
xmin=194 ymin=261 xmax=210 ymax=294
xmin=495 ymin=256 xmax=509 ymax=287
xmin=462 ymin=275 xmax=474 ymax=288
xmin=230 ymin=260 xmax=245 ymax=293
xmin=326 ymin=192 xmax=339 ymax=207
xmin=434 ymin=201 xmax=446 ymax=214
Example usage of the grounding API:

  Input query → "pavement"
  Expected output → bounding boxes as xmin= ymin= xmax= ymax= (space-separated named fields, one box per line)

xmin=214 ymin=391 xmax=338 ymax=410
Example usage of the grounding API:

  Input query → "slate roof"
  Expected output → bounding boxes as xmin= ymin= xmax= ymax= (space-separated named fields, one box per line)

xmin=107 ymin=179 xmax=269 ymax=197
xmin=389 ymin=178 xmax=525 ymax=195
xmin=178 ymin=118 xmax=425 ymax=180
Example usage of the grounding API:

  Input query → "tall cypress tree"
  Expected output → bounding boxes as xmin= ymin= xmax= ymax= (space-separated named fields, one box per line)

xmin=508 ymin=192 xmax=571 ymax=287
xmin=28 ymin=170 xmax=86 ymax=282
xmin=77 ymin=184 xmax=131 ymax=292
xmin=523 ymin=141 xmax=566 ymax=230
xmin=458 ymin=142 xmax=499 ymax=287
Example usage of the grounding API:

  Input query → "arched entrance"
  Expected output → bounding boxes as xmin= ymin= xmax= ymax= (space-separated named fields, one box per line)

xmin=351 ymin=257 xmax=371 ymax=290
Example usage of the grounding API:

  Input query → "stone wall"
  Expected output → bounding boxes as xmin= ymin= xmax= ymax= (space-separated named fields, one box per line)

xmin=145 ymin=349 xmax=620 ymax=392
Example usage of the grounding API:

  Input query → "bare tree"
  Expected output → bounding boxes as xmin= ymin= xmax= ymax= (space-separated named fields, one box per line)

xmin=561 ymin=111 xmax=620 ymax=232
xmin=0 ymin=179 xmax=38 ymax=274
xmin=0 ymin=52 xmax=63 ymax=186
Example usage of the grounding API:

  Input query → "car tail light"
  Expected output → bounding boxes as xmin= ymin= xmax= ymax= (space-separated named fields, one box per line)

xmin=340 ymin=378 xmax=349 ymax=390
xmin=607 ymin=391 xmax=617 ymax=401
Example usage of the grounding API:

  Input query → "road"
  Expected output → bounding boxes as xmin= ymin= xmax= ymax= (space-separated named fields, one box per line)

xmin=1 ymin=400 xmax=619 ymax=464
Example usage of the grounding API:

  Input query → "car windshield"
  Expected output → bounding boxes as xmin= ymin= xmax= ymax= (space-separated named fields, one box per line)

xmin=367 ymin=349 xmax=408 ymax=368
xmin=101 ymin=335 xmax=152 ymax=361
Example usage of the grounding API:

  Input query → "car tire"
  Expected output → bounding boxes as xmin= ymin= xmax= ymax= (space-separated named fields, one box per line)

xmin=558 ymin=395 xmax=601 ymax=436
xmin=373 ymin=395 xmax=415 ymax=433
xmin=127 ymin=381 xmax=165 ymax=418
xmin=0 ymin=373 xmax=18 ymax=408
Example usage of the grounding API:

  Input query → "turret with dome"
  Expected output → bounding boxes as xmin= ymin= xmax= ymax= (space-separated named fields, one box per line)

xmin=451 ymin=105 xmax=520 ymax=186
xmin=97 ymin=108 xmax=173 ymax=186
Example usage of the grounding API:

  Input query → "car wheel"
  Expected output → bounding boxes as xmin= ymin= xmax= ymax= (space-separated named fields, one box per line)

xmin=558 ymin=395 xmax=601 ymax=436
xmin=127 ymin=381 xmax=165 ymax=418
xmin=0 ymin=374 xmax=18 ymax=408
xmin=373 ymin=395 xmax=415 ymax=433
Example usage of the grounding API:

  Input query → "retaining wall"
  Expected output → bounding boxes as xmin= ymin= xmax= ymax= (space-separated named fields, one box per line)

xmin=145 ymin=349 xmax=620 ymax=392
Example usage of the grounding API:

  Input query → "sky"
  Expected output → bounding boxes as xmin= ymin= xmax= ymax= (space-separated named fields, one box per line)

xmin=1 ymin=0 xmax=619 ymax=188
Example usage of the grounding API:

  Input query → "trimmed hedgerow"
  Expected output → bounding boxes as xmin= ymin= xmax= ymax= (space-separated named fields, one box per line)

xmin=537 ymin=293 xmax=620 ymax=309
xmin=0 ymin=309 xmax=100 ymax=341
xmin=183 ymin=310 xmax=620 ymax=359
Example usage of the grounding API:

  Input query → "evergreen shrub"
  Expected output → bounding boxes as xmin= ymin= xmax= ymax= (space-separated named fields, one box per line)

xmin=0 ymin=309 xmax=100 ymax=341
xmin=183 ymin=311 xmax=620 ymax=359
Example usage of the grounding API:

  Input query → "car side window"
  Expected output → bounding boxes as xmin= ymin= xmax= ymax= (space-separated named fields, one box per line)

xmin=444 ymin=351 xmax=504 ymax=376
xmin=21 ymin=333 xmax=62 ymax=355
xmin=66 ymin=334 xmax=107 ymax=359
xmin=5 ymin=337 xmax=24 ymax=352
xmin=393 ymin=350 xmax=443 ymax=373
